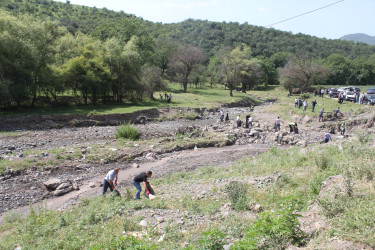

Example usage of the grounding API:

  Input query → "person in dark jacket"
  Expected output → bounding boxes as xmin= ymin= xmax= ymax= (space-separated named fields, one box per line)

xmin=133 ymin=171 xmax=152 ymax=200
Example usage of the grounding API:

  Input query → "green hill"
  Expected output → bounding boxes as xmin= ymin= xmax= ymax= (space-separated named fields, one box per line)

xmin=1 ymin=0 xmax=375 ymax=58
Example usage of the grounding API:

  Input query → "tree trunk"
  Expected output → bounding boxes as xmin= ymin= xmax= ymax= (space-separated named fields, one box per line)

xmin=229 ymin=86 xmax=233 ymax=97
xmin=183 ymin=76 xmax=188 ymax=93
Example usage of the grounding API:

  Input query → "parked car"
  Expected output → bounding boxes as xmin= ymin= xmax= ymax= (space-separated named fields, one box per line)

xmin=329 ymin=88 xmax=339 ymax=98
xmin=354 ymin=87 xmax=361 ymax=92
xmin=367 ymin=87 xmax=375 ymax=94
xmin=364 ymin=94 xmax=375 ymax=105
xmin=345 ymin=91 xmax=356 ymax=101
xmin=338 ymin=87 xmax=346 ymax=93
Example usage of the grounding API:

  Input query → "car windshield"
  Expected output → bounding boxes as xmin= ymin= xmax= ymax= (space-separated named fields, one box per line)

xmin=346 ymin=92 xmax=354 ymax=95
xmin=367 ymin=95 xmax=375 ymax=100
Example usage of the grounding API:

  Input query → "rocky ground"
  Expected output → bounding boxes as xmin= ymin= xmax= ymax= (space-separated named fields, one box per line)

xmin=0 ymin=101 xmax=365 ymax=216
xmin=2 ymin=100 xmax=375 ymax=248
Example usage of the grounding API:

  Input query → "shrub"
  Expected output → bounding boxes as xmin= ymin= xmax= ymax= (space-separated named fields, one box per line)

xmin=301 ymin=93 xmax=310 ymax=99
xmin=231 ymin=203 xmax=306 ymax=249
xmin=115 ymin=124 xmax=139 ymax=140
xmin=225 ymin=181 xmax=249 ymax=211
xmin=196 ymin=229 xmax=226 ymax=250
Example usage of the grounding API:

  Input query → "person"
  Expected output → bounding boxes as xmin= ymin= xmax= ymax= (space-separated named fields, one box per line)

xmin=245 ymin=115 xmax=250 ymax=128
xmin=220 ymin=109 xmax=225 ymax=122
xmin=164 ymin=91 xmax=168 ymax=99
xmin=323 ymin=132 xmax=332 ymax=143
xmin=321 ymin=89 xmax=325 ymax=98
xmin=289 ymin=122 xmax=297 ymax=133
xmin=248 ymin=115 xmax=253 ymax=128
xmin=225 ymin=113 xmax=229 ymax=121
xmin=275 ymin=117 xmax=283 ymax=132
xmin=312 ymin=100 xmax=317 ymax=112
xmin=133 ymin=171 xmax=152 ymax=200
xmin=303 ymin=100 xmax=308 ymax=112
xmin=340 ymin=121 xmax=346 ymax=135
xmin=360 ymin=93 xmax=364 ymax=104
xmin=167 ymin=93 xmax=172 ymax=103
xmin=319 ymin=108 xmax=324 ymax=122
xmin=333 ymin=107 xmax=341 ymax=121
xmin=294 ymin=98 xmax=298 ymax=107
xmin=236 ymin=115 xmax=242 ymax=127
xmin=159 ymin=94 xmax=163 ymax=101
xmin=103 ymin=168 xmax=119 ymax=196
xmin=314 ymin=89 xmax=318 ymax=96
xmin=298 ymin=98 xmax=303 ymax=109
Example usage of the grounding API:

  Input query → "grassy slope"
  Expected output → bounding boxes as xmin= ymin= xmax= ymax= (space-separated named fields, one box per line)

xmin=0 ymin=84 xmax=260 ymax=117
xmin=1 ymin=134 xmax=374 ymax=249
xmin=250 ymin=85 xmax=372 ymax=122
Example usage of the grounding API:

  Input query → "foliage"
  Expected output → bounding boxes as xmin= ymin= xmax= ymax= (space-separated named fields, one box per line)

xmin=225 ymin=181 xmax=249 ymax=211
xmin=115 ymin=124 xmax=139 ymax=140
xmin=196 ymin=229 xmax=226 ymax=250
xmin=231 ymin=198 xmax=306 ymax=249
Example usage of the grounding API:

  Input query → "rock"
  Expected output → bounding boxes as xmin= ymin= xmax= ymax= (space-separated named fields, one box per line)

xmin=72 ymin=182 xmax=80 ymax=190
xmin=248 ymin=203 xmax=262 ymax=213
xmin=89 ymin=182 xmax=96 ymax=188
xmin=17 ymin=154 xmax=24 ymax=158
xmin=56 ymin=182 xmax=71 ymax=190
xmin=132 ymin=163 xmax=140 ymax=168
xmin=100 ymin=159 xmax=108 ymax=164
xmin=139 ymin=220 xmax=148 ymax=227
xmin=54 ymin=187 xmax=72 ymax=196
xmin=81 ymin=148 xmax=87 ymax=154
xmin=43 ymin=178 xmax=62 ymax=191
xmin=177 ymin=220 xmax=184 ymax=225
xmin=319 ymin=175 xmax=346 ymax=199
xmin=7 ymin=146 xmax=15 ymax=150
xmin=296 ymin=140 xmax=308 ymax=147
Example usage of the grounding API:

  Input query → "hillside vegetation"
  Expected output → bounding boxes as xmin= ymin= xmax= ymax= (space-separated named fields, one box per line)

xmin=1 ymin=0 xmax=375 ymax=111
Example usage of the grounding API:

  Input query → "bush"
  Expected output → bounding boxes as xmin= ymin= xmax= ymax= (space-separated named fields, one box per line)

xmin=300 ymin=93 xmax=310 ymax=99
xmin=225 ymin=181 xmax=249 ymax=211
xmin=196 ymin=229 xmax=226 ymax=250
xmin=115 ymin=124 xmax=139 ymax=140
xmin=231 ymin=200 xmax=306 ymax=249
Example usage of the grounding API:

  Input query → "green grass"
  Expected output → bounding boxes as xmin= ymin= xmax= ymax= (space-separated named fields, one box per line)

xmin=0 ymin=83 xmax=258 ymax=117
xmin=250 ymin=85 xmax=372 ymax=121
xmin=1 ymin=134 xmax=375 ymax=248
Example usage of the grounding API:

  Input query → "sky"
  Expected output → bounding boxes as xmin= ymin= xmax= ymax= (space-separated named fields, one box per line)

xmin=54 ymin=0 xmax=374 ymax=39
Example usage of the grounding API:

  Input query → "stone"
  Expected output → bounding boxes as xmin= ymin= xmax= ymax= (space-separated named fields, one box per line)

xmin=7 ymin=146 xmax=15 ymax=150
xmin=72 ymin=182 xmax=80 ymax=190
xmin=43 ymin=178 xmax=62 ymax=191
xmin=132 ymin=163 xmax=140 ymax=168
xmin=296 ymin=140 xmax=308 ymax=147
xmin=248 ymin=203 xmax=262 ymax=213
xmin=139 ymin=220 xmax=148 ymax=227
xmin=56 ymin=182 xmax=71 ymax=190
xmin=89 ymin=182 xmax=96 ymax=188
xmin=54 ymin=187 xmax=72 ymax=196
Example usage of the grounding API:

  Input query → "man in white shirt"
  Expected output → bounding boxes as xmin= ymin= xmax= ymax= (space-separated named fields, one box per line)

xmin=103 ymin=168 xmax=119 ymax=195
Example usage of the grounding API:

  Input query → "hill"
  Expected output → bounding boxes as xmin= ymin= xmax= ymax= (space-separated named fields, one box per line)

xmin=340 ymin=33 xmax=375 ymax=45
xmin=1 ymin=0 xmax=375 ymax=59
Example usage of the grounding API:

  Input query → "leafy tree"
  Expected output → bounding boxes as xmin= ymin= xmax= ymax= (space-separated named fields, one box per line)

xmin=168 ymin=44 xmax=205 ymax=93
xmin=280 ymin=57 xmax=329 ymax=95
xmin=324 ymin=54 xmax=351 ymax=85
xmin=140 ymin=65 xmax=164 ymax=100
xmin=218 ymin=44 xmax=255 ymax=96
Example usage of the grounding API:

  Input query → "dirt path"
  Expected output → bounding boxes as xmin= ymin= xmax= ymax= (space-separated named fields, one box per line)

xmin=0 ymin=143 xmax=270 ymax=222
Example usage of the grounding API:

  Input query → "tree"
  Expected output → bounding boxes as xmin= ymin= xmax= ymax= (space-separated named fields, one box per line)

xmin=218 ymin=44 xmax=253 ymax=96
xmin=169 ymin=44 xmax=205 ymax=93
xmin=140 ymin=65 xmax=164 ymax=100
xmin=324 ymin=54 xmax=351 ymax=85
xmin=279 ymin=57 xmax=329 ymax=95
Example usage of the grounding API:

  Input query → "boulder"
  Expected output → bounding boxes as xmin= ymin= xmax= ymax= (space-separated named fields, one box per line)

xmin=54 ymin=187 xmax=72 ymax=196
xmin=132 ymin=163 xmax=140 ymax=168
xmin=296 ymin=140 xmax=308 ymax=147
xmin=43 ymin=178 xmax=62 ymax=191
xmin=248 ymin=203 xmax=262 ymax=213
xmin=56 ymin=182 xmax=71 ymax=190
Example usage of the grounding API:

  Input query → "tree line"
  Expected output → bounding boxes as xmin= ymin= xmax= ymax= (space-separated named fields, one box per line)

xmin=1 ymin=1 xmax=375 ymax=108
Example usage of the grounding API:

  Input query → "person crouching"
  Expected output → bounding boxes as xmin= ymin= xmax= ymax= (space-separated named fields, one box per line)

xmin=132 ymin=171 xmax=152 ymax=200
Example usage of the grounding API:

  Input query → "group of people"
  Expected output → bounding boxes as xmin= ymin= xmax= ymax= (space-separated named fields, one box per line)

xmin=160 ymin=91 xmax=172 ymax=103
xmin=103 ymin=168 xmax=153 ymax=200
xmin=294 ymin=98 xmax=318 ymax=112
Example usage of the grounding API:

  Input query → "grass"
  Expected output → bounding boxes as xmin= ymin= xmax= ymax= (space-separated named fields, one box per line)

xmin=250 ymin=85 xmax=372 ymax=122
xmin=1 ymin=129 xmax=375 ymax=248
xmin=0 ymin=83 xmax=258 ymax=117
